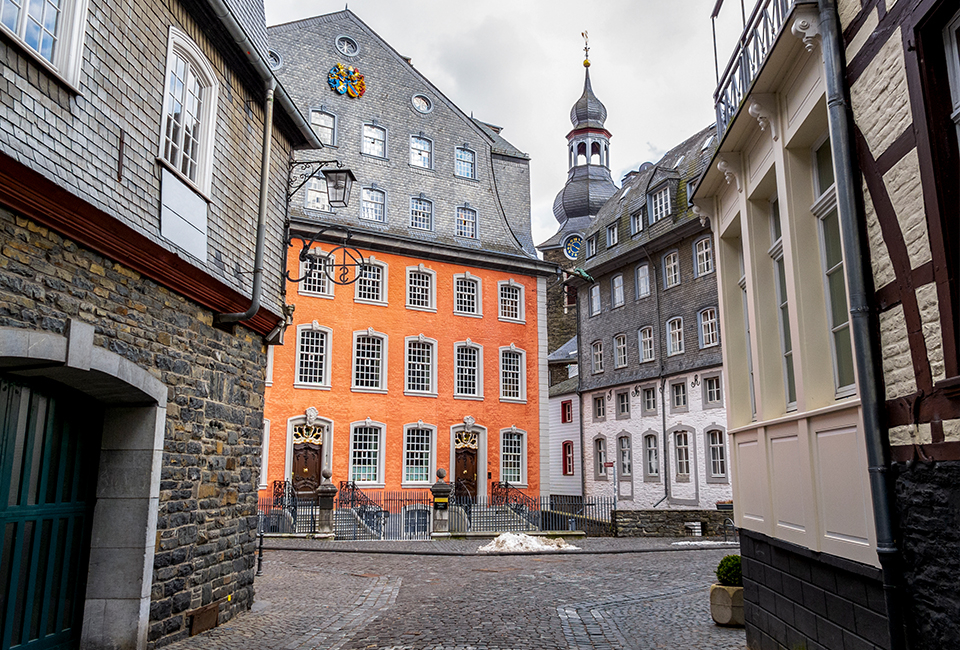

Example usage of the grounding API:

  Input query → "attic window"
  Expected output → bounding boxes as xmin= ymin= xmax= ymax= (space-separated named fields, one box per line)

xmin=701 ymin=135 xmax=715 ymax=152
xmin=336 ymin=35 xmax=359 ymax=56
xmin=267 ymin=50 xmax=282 ymax=70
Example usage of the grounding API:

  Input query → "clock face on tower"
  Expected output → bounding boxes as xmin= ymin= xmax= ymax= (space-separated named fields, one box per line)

xmin=563 ymin=235 xmax=583 ymax=260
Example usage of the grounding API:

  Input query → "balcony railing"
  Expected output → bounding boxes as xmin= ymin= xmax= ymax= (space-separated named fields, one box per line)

xmin=714 ymin=0 xmax=813 ymax=138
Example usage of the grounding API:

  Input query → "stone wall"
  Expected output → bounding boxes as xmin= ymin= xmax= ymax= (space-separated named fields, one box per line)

xmin=614 ymin=509 xmax=734 ymax=538
xmin=740 ymin=529 xmax=889 ymax=650
xmin=0 ymin=208 xmax=266 ymax=647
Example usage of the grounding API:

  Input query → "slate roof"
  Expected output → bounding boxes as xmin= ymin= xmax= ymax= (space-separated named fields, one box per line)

xmin=221 ymin=0 xmax=270 ymax=63
xmin=547 ymin=335 xmax=579 ymax=363
xmin=549 ymin=375 xmax=579 ymax=397
xmin=472 ymin=119 xmax=529 ymax=160
xmin=570 ymin=67 xmax=608 ymax=130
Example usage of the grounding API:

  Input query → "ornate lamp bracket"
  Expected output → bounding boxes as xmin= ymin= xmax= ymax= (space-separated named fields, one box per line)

xmin=284 ymin=226 xmax=365 ymax=286
xmin=287 ymin=159 xmax=344 ymax=202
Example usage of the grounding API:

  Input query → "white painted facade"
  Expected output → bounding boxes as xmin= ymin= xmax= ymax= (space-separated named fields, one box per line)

xmin=545 ymin=390 xmax=582 ymax=496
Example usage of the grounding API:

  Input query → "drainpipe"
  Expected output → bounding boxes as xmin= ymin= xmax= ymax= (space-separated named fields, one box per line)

xmin=819 ymin=1 xmax=907 ymax=648
xmin=216 ymin=78 xmax=275 ymax=325
xmin=641 ymin=244 xmax=670 ymax=508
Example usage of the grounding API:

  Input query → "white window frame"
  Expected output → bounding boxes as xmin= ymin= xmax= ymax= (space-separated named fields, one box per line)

xmin=594 ymin=436 xmax=608 ymax=478
xmin=630 ymin=211 xmax=644 ymax=235
xmin=606 ymin=223 xmax=619 ymax=247
xmin=265 ymin=345 xmax=274 ymax=387
xmin=642 ymin=386 xmax=658 ymax=414
xmin=643 ymin=434 xmax=660 ymax=481
xmin=616 ymin=391 xmax=631 ymax=418
xmin=591 ymin=340 xmax=604 ymax=374
xmin=351 ymin=328 xmax=388 ymax=393
xmin=410 ymin=134 xmax=433 ymax=168
xmin=362 ymin=123 xmax=387 ymax=158
xmin=667 ymin=317 xmax=684 ymax=356
xmin=585 ymin=236 xmax=597 ymax=258
xmin=611 ymin=274 xmax=625 ymax=308
xmin=453 ymin=272 xmax=483 ymax=317
xmin=698 ymin=308 xmax=719 ymax=348
xmin=310 ymin=108 xmax=337 ymax=147
xmin=694 ymin=236 xmax=714 ymax=277
xmin=671 ymin=381 xmax=688 ymax=411
xmin=455 ymin=146 xmax=477 ymax=179
xmin=354 ymin=256 xmax=388 ymax=306
xmin=707 ymin=429 xmax=727 ymax=480
xmin=404 ymin=335 xmax=438 ymax=397
xmin=770 ymin=197 xmax=797 ymax=409
xmin=618 ymin=435 xmax=632 ymax=477
xmin=305 ymin=177 xmax=331 ymax=213
xmin=593 ymin=395 xmax=606 ymax=421
xmin=497 ymin=280 xmax=526 ymax=323
xmin=614 ymin=334 xmax=627 ymax=368
xmin=663 ymin=251 xmax=680 ymax=288
xmin=639 ymin=326 xmax=655 ymax=362
xmin=454 ymin=340 xmax=484 ymax=399
xmin=636 ymin=264 xmax=650 ymax=299
xmin=457 ymin=206 xmax=478 ymax=239
xmin=294 ymin=323 xmax=332 ymax=389
xmin=589 ymin=284 xmax=601 ymax=316
xmin=402 ymin=423 xmax=437 ymax=487
xmin=499 ymin=345 xmax=527 ymax=403
xmin=410 ymin=196 xmax=434 ymax=231
xmin=704 ymin=375 xmax=723 ymax=407
xmin=259 ymin=419 xmax=270 ymax=489
xmin=349 ymin=420 xmax=385 ymax=487
xmin=159 ymin=28 xmax=219 ymax=195
xmin=360 ymin=187 xmax=386 ymax=222
xmin=675 ymin=431 xmax=691 ymax=476
xmin=405 ymin=264 xmax=437 ymax=312
xmin=0 ymin=0 xmax=88 ymax=86
xmin=500 ymin=427 xmax=527 ymax=486
xmin=650 ymin=186 xmax=671 ymax=223
xmin=945 ymin=9 xmax=960 ymax=149
xmin=562 ymin=441 xmax=575 ymax=475
xmin=298 ymin=248 xmax=335 ymax=299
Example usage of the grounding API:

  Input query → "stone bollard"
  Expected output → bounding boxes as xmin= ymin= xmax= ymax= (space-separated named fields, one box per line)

xmin=313 ymin=468 xmax=337 ymax=540
xmin=430 ymin=468 xmax=454 ymax=538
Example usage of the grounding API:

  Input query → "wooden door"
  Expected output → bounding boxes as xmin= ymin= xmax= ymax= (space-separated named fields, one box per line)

xmin=292 ymin=443 xmax=322 ymax=493
xmin=455 ymin=448 xmax=478 ymax=499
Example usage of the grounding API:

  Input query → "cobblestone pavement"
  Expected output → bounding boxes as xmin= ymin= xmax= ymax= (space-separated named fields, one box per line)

xmin=164 ymin=539 xmax=746 ymax=650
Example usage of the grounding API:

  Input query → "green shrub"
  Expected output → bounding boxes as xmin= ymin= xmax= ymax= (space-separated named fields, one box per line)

xmin=715 ymin=554 xmax=742 ymax=587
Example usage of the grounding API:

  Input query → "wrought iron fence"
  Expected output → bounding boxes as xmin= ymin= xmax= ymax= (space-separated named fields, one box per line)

xmin=335 ymin=483 xmax=433 ymax=540
xmin=450 ymin=489 xmax=615 ymax=536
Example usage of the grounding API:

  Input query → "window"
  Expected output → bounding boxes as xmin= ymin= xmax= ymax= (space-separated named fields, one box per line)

xmin=305 ymin=177 xmax=331 ymax=212
xmin=586 ymin=236 xmax=597 ymax=258
xmin=350 ymin=423 xmax=382 ymax=483
xmin=410 ymin=135 xmax=432 ymax=168
xmin=403 ymin=425 xmax=434 ymax=484
xmin=455 ymin=147 xmax=476 ymax=178
xmin=295 ymin=324 xmax=331 ymax=388
xmin=361 ymin=187 xmax=385 ymax=222
xmin=160 ymin=29 xmax=219 ymax=192
xmin=606 ymin=223 xmax=619 ymax=247
xmin=618 ymin=436 xmax=632 ymax=476
xmin=561 ymin=400 xmax=573 ymax=423
xmin=771 ymin=198 xmax=797 ymax=408
xmin=595 ymin=437 xmax=607 ymax=477
xmin=355 ymin=259 xmax=387 ymax=304
xmin=630 ymin=211 xmax=643 ymax=235
xmin=704 ymin=375 xmax=723 ymax=406
xmin=562 ymin=441 xmax=575 ymax=475
xmin=593 ymin=395 xmax=606 ymax=420
xmin=565 ymin=285 xmax=577 ymax=307
xmin=608 ymin=337 xmax=624 ymax=371
xmin=260 ymin=419 xmax=270 ymax=489
xmin=644 ymin=435 xmax=659 ymax=480
xmin=362 ymin=124 xmax=386 ymax=157
xmin=454 ymin=342 xmax=482 ymax=398
xmin=663 ymin=252 xmax=680 ymax=288
xmin=299 ymin=251 xmax=333 ymax=297
xmin=457 ymin=206 xmax=477 ymax=239
xmin=817 ymin=189 xmax=855 ymax=393
xmin=814 ymin=137 xmax=836 ymax=197
xmin=590 ymin=284 xmax=601 ymax=315
xmin=311 ymin=109 xmax=336 ymax=146
xmin=498 ymin=281 xmax=525 ymax=322
xmin=667 ymin=317 xmax=684 ymax=355
xmin=410 ymin=197 xmax=433 ymax=230
xmin=405 ymin=336 xmax=437 ymax=395
xmin=499 ymin=346 xmax=526 ymax=402
xmin=672 ymin=381 xmax=687 ymax=410
xmin=406 ymin=266 xmax=436 ymax=311
xmin=591 ymin=341 xmax=604 ymax=373
xmin=946 ymin=8 xmax=960 ymax=149
xmin=639 ymin=326 xmax=655 ymax=362
xmin=352 ymin=329 xmax=387 ymax=391
xmin=642 ymin=387 xmax=657 ymax=414
xmin=650 ymin=186 xmax=671 ymax=222
xmin=501 ymin=429 xmax=525 ymax=484
xmin=699 ymin=308 xmax=719 ymax=348
xmin=695 ymin=237 xmax=714 ymax=276
xmin=454 ymin=274 xmax=481 ymax=316
xmin=611 ymin=275 xmax=625 ymax=308
xmin=636 ymin=264 xmax=650 ymax=298
xmin=1 ymin=0 xmax=87 ymax=82
xmin=708 ymin=430 xmax=727 ymax=479
xmin=616 ymin=391 xmax=630 ymax=418
xmin=675 ymin=431 xmax=690 ymax=476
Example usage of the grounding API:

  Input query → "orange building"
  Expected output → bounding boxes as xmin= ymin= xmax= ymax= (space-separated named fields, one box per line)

xmin=260 ymin=10 xmax=554 ymax=500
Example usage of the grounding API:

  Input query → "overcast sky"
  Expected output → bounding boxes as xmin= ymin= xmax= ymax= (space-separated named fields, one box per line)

xmin=264 ymin=1 xmax=745 ymax=249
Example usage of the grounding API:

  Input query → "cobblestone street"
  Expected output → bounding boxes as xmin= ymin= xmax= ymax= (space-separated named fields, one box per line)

xmin=165 ymin=538 xmax=746 ymax=650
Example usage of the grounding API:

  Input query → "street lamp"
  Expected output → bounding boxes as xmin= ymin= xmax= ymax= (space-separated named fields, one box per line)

xmin=322 ymin=167 xmax=356 ymax=208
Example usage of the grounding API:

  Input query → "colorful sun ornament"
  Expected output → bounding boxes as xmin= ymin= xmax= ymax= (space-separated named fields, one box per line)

xmin=327 ymin=62 xmax=366 ymax=98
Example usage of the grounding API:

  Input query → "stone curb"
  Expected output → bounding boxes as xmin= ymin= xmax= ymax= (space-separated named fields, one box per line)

xmin=260 ymin=542 xmax=740 ymax=557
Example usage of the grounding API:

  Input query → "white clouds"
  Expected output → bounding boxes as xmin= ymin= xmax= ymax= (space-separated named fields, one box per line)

xmin=265 ymin=0 xmax=732 ymax=249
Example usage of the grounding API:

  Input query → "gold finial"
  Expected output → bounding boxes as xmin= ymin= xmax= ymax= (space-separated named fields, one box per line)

xmin=582 ymin=30 xmax=590 ymax=67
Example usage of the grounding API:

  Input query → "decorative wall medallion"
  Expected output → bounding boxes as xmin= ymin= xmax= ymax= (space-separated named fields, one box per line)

xmin=336 ymin=35 xmax=359 ymax=56
xmin=328 ymin=63 xmax=366 ymax=98
xmin=563 ymin=234 xmax=583 ymax=260
xmin=305 ymin=406 xmax=319 ymax=426
xmin=412 ymin=94 xmax=433 ymax=114
xmin=293 ymin=424 xmax=325 ymax=445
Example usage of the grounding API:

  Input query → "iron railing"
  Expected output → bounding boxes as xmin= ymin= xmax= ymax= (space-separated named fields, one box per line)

xmin=449 ymin=492 xmax=615 ymax=536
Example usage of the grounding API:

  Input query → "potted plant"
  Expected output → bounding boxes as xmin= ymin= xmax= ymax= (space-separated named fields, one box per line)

xmin=710 ymin=554 xmax=744 ymax=627
xmin=715 ymin=499 xmax=734 ymax=511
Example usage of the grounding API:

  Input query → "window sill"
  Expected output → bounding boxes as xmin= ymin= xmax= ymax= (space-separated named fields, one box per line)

xmin=641 ymin=411 xmax=658 ymax=417
xmin=640 ymin=358 xmax=656 ymax=364
xmin=455 ymin=395 xmax=484 ymax=401
xmin=615 ymin=413 xmax=631 ymax=420
xmin=351 ymin=387 xmax=388 ymax=394
xmin=354 ymin=299 xmax=389 ymax=307
xmin=498 ymin=317 xmax=526 ymax=325
xmin=358 ymin=217 xmax=388 ymax=227
xmin=675 ymin=475 xmax=691 ymax=483
xmin=401 ymin=482 xmax=433 ymax=489
xmin=671 ymin=407 xmax=689 ymax=414
xmin=667 ymin=351 xmax=684 ymax=357
xmin=594 ymin=474 xmax=608 ymax=482
xmin=499 ymin=397 xmax=527 ymax=404
xmin=351 ymin=482 xmax=385 ymax=489
xmin=704 ymin=402 xmax=724 ymax=410
xmin=454 ymin=311 xmax=483 ymax=319
xmin=294 ymin=383 xmax=332 ymax=391
xmin=705 ymin=476 xmax=729 ymax=485
xmin=156 ymin=157 xmax=212 ymax=203
xmin=643 ymin=476 xmax=661 ymax=483
xmin=408 ymin=163 xmax=436 ymax=172
xmin=1 ymin=27 xmax=82 ymax=94
xmin=360 ymin=152 xmax=389 ymax=162
xmin=453 ymin=173 xmax=480 ymax=182
xmin=406 ymin=305 xmax=437 ymax=313
xmin=404 ymin=391 xmax=438 ymax=398
xmin=298 ymin=290 xmax=335 ymax=300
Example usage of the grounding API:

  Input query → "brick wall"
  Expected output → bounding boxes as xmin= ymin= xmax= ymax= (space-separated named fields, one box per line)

xmin=614 ymin=509 xmax=734 ymax=537
xmin=0 ymin=208 xmax=266 ymax=647
xmin=740 ymin=530 xmax=889 ymax=650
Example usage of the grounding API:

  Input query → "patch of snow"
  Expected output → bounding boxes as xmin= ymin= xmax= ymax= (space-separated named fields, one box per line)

xmin=671 ymin=540 xmax=740 ymax=546
xmin=477 ymin=532 xmax=580 ymax=553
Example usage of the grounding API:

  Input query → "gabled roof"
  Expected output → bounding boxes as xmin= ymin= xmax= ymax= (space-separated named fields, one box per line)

xmin=548 ymin=335 xmax=579 ymax=363
xmin=549 ymin=376 xmax=579 ymax=397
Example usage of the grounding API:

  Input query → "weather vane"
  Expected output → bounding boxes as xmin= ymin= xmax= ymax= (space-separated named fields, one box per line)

xmin=582 ymin=30 xmax=590 ymax=66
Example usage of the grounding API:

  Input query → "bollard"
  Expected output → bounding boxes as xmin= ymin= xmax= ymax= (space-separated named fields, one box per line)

xmin=430 ymin=468 xmax=454 ymax=538
xmin=255 ymin=529 xmax=264 ymax=576
xmin=314 ymin=468 xmax=338 ymax=540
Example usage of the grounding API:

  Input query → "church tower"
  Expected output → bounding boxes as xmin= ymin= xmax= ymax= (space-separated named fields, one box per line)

xmin=537 ymin=39 xmax=618 ymax=358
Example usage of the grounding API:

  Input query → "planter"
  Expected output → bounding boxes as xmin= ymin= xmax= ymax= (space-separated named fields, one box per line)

xmin=710 ymin=584 xmax=744 ymax=627
xmin=716 ymin=503 xmax=733 ymax=511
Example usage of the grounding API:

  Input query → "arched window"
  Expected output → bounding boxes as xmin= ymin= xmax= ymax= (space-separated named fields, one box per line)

xmin=562 ymin=441 xmax=575 ymax=475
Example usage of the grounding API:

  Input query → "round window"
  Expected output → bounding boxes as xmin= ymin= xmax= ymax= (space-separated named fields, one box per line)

xmin=336 ymin=35 xmax=359 ymax=57
xmin=267 ymin=50 xmax=282 ymax=70
xmin=412 ymin=94 xmax=433 ymax=114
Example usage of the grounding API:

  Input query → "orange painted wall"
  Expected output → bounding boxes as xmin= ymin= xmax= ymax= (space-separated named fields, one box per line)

xmin=262 ymin=243 xmax=542 ymax=497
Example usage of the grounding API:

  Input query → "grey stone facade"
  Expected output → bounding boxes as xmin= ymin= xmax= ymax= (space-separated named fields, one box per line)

xmin=614 ymin=509 xmax=734 ymax=538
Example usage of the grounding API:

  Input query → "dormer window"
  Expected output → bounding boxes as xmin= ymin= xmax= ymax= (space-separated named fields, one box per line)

xmin=650 ymin=186 xmax=671 ymax=223
xmin=606 ymin=224 xmax=619 ymax=247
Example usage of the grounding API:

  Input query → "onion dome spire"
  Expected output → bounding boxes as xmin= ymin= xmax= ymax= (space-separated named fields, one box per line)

xmin=570 ymin=30 xmax=607 ymax=129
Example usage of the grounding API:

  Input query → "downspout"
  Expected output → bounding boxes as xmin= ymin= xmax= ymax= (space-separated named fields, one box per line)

xmin=642 ymin=244 xmax=670 ymax=508
xmin=216 ymin=78 xmax=275 ymax=325
xmin=819 ymin=2 xmax=907 ymax=648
